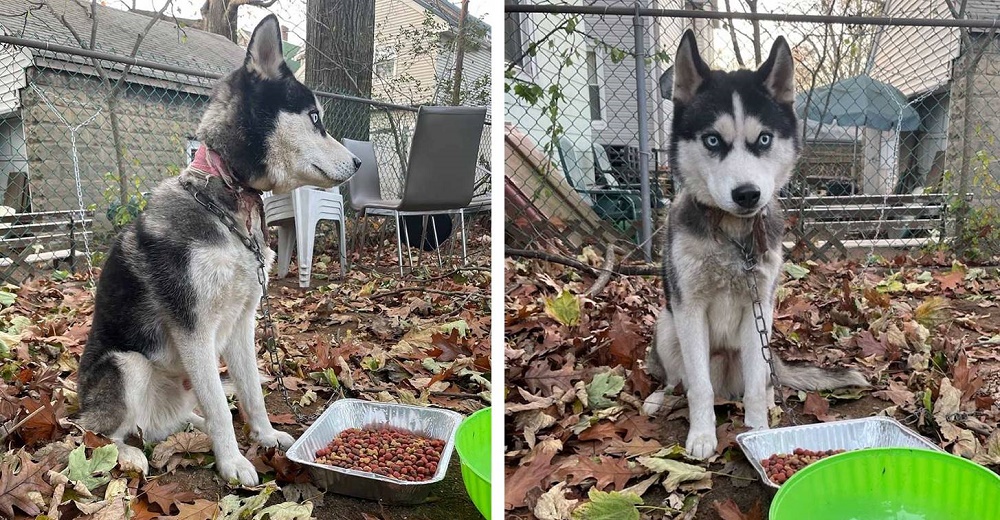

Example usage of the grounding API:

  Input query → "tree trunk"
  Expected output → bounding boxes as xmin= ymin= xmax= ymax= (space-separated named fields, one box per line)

xmin=451 ymin=0 xmax=469 ymax=105
xmin=306 ymin=0 xmax=375 ymax=141
xmin=201 ymin=0 xmax=239 ymax=42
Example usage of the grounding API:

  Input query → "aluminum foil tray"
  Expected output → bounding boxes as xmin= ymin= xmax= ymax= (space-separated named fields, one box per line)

xmin=736 ymin=416 xmax=942 ymax=489
xmin=286 ymin=398 xmax=464 ymax=504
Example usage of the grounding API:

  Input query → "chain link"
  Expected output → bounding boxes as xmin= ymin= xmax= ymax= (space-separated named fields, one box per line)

xmin=182 ymin=181 xmax=326 ymax=425
xmin=721 ymin=228 xmax=797 ymax=425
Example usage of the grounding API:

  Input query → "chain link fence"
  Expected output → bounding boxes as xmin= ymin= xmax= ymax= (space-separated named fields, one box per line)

xmin=0 ymin=0 xmax=490 ymax=283
xmin=505 ymin=0 xmax=1000 ymax=264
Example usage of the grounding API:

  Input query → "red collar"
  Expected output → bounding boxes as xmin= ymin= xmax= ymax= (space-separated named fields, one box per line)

xmin=189 ymin=145 xmax=266 ymax=239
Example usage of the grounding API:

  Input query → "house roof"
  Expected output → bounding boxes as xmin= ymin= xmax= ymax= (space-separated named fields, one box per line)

xmin=866 ymin=0 xmax=960 ymax=98
xmin=0 ymin=0 xmax=245 ymax=91
xmin=411 ymin=0 xmax=490 ymax=38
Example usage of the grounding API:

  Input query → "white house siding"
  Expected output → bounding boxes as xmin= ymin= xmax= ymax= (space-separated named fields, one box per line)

xmin=0 ymin=46 xmax=31 ymax=199
xmin=435 ymin=42 xmax=491 ymax=111
xmin=373 ymin=0 xmax=441 ymax=104
xmin=0 ymin=45 xmax=31 ymax=116
xmin=585 ymin=1 xmax=660 ymax=156
xmin=505 ymin=1 xmax=595 ymax=176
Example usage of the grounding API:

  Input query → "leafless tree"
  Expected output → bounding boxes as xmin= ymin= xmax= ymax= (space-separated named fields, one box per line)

xmin=199 ymin=0 xmax=276 ymax=42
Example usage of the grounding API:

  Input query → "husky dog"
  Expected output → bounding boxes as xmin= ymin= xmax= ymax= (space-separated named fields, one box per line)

xmin=76 ymin=15 xmax=360 ymax=486
xmin=641 ymin=31 xmax=867 ymax=459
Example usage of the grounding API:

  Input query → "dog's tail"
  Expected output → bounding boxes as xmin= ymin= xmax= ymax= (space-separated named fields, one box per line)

xmin=772 ymin=357 xmax=869 ymax=391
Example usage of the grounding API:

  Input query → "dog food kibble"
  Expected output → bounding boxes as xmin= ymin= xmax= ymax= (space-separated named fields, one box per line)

xmin=314 ymin=427 xmax=445 ymax=482
xmin=761 ymin=448 xmax=846 ymax=483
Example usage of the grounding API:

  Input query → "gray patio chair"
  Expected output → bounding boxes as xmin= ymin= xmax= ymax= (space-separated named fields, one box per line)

xmin=345 ymin=106 xmax=487 ymax=274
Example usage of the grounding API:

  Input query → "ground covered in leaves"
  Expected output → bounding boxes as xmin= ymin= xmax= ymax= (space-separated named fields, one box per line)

xmin=504 ymin=249 xmax=1000 ymax=519
xmin=0 ymin=242 xmax=490 ymax=520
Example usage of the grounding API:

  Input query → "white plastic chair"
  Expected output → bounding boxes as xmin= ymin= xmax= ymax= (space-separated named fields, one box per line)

xmin=263 ymin=187 xmax=347 ymax=288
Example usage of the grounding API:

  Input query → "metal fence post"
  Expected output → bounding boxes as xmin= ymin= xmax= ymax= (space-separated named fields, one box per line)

xmin=633 ymin=1 xmax=653 ymax=261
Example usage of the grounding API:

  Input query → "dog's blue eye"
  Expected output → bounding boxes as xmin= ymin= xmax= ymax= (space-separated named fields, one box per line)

xmin=702 ymin=134 xmax=722 ymax=150
xmin=758 ymin=132 xmax=772 ymax=148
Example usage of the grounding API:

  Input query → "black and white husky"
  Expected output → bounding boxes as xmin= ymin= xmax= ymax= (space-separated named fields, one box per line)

xmin=77 ymin=15 xmax=360 ymax=485
xmin=641 ymin=31 xmax=867 ymax=459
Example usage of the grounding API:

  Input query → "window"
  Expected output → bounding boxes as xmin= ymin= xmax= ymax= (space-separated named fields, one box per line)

xmin=505 ymin=0 xmax=528 ymax=70
xmin=374 ymin=52 xmax=396 ymax=79
xmin=587 ymin=48 xmax=604 ymax=123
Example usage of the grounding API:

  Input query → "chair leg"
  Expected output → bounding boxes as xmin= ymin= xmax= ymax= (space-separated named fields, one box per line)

xmin=417 ymin=215 xmax=430 ymax=269
xmin=459 ymin=210 xmax=468 ymax=265
xmin=431 ymin=215 xmax=443 ymax=268
xmin=355 ymin=210 xmax=369 ymax=260
xmin=374 ymin=215 xmax=387 ymax=268
xmin=394 ymin=213 xmax=404 ymax=277
xmin=293 ymin=189 xmax=315 ymax=288
xmin=276 ymin=223 xmax=294 ymax=278
xmin=400 ymin=214 xmax=415 ymax=272
xmin=338 ymin=217 xmax=347 ymax=277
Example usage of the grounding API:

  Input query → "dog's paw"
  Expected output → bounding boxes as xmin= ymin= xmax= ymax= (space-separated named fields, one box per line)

xmin=685 ymin=430 xmax=717 ymax=460
xmin=117 ymin=444 xmax=149 ymax=474
xmin=744 ymin=411 xmax=769 ymax=430
xmin=641 ymin=390 xmax=666 ymax=416
xmin=216 ymin=455 xmax=259 ymax=487
xmin=255 ymin=428 xmax=295 ymax=449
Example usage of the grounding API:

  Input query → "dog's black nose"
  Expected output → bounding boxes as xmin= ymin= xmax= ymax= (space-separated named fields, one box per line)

xmin=352 ymin=157 xmax=362 ymax=171
xmin=731 ymin=184 xmax=761 ymax=209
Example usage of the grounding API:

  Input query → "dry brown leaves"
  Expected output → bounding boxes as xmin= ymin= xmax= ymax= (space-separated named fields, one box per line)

xmin=506 ymin=250 xmax=1000 ymax=519
xmin=0 ymin=252 xmax=489 ymax=517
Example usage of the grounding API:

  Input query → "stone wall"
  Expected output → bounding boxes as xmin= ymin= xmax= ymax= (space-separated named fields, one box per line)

xmin=20 ymin=67 xmax=208 ymax=222
xmin=946 ymin=34 xmax=1000 ymax=203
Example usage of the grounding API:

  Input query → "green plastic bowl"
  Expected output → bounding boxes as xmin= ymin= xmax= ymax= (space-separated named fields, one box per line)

xmin=771 ymin=447 xmax=1000 ymax=520
xmin=455 ymin=407 xmax=490 ymax=519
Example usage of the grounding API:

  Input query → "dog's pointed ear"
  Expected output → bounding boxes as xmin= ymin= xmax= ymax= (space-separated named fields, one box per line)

xmin=757 ymin=36 xmax=795 ymax=103
xmin=245 ymin=14 xmax=286 ymax=79
xmin=659 ymin=66 xmax=674 ymax=100
xmin=673 ymin=30 xmax=709 ymax=104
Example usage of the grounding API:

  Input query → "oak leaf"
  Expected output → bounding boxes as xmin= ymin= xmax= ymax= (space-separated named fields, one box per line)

xmin=559 ymin=455 xmax=644 ymax=491
xmin=160 ymin=499 xmax=220 ymax=520
xmin=143 ymin=480 xmax=198 ymax=514
xmin=0 ymin=449 xmax=53 ymax=517
xmin=151 ymin=431 xmax=212 ymax=470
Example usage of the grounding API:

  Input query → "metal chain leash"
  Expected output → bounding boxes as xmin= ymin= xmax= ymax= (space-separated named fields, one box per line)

xmin=720 ymin=227 xmax=798 ymax=425
xmin=182 ymin=180 xmax=326 ymax=425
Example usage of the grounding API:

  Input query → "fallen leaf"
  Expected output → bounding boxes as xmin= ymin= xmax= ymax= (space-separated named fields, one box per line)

xmin=586 ymin=371 xmax=625 ymax=410
xmin=0 ymin=449 xmax=53 ymax=517
xmin=505 ymin=439 xmax=562 ymax=510
xmin=143 ymin=480 xmax=198 ymax=514
xmin=252 ymin=501 xmax=313 ymax=519
xmin=534 ymin=482 xmax=578 ymax=520
xmin=571 ymin=489 xmax=641 ymax=520
xmin=559 ymin=456 xmax=644 ymax=491
xmin=160 ymin=499 xmax=220 ymax=520
xmin=545 ymin=290 xmax=581 ymax=327
xmin=713 ymin=498 xmax=764 ymax=520
xmin=151 ymin=431 xmax=212 ymax=470
xmin=64 ymin=443 xmax=118 ymax=490
xmin=636 ymin=456 xmax=709 ymax=491
xmin=802 ymin=392 xmax=836 ymax=422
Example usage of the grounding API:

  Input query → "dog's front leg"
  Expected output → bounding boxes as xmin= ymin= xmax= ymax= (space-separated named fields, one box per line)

xmin=180 ymin=333 xmax=259 ymax=486
xmin=676 ymin=303 xmax=716 ymax=459
xmin=740 ymin=299 xmax=774 ymax=430
xmin=224 ymin=310 xmax=295 ymax=449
